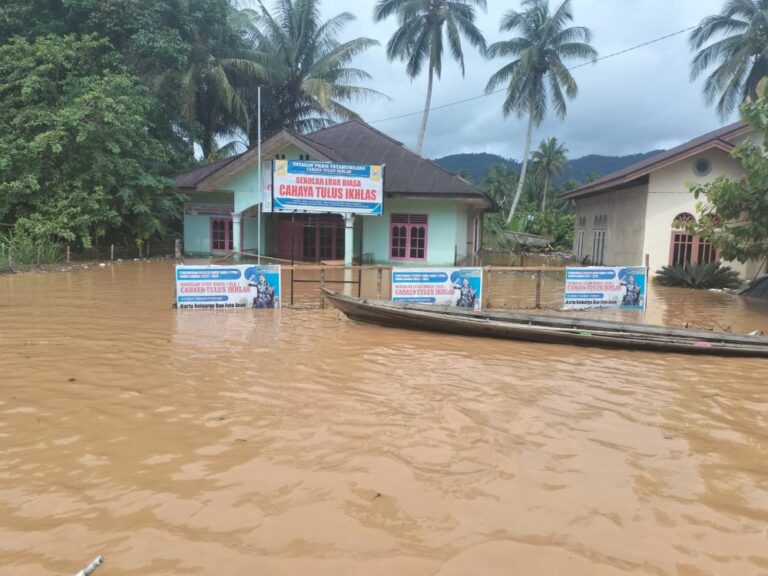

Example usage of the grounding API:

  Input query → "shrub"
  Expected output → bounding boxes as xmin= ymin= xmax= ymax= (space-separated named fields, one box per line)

xmin=654 ymin=262 xmax=742 ymax=289
xmin=0 ymin=231 xmax=62 ymax=271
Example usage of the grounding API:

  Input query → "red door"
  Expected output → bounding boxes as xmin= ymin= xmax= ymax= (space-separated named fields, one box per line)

xmin=211 ymin=218 xmax=233 ymax=252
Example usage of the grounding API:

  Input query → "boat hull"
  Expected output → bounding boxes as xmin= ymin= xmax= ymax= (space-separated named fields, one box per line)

xmin=322 ymin=290 xmax=768 ymax=357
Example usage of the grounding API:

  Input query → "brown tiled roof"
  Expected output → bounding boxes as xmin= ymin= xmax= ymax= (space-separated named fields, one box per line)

xmin=175 ymin=156 xmax=243 ymax=189
xmin=175 ymin=120 xmax=494 ymax=208
xmin=560 ymin=121 xmax=750 ymax=200
xmin=304 ymin=120 xmax=488 ymax=199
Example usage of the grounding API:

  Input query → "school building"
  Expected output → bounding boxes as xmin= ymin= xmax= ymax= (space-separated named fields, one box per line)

xmin=175 ymin=120 xmax=496 ymax=265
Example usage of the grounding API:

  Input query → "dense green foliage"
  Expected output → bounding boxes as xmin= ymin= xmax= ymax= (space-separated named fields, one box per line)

xmin=0 ymin=0 xmax=381 ymax=253
xmin=0 ymin=35 xmax=181 ymax=248
xmin=485 ymin=0 xmax=596 ymax=225
xmin=654 ymin=263 xmax=742 ymax=289
xmin=690 ymin=0 xmax=768 ymax=118
xmin=688 ymin=79 xmax=768 ymax=266
xmin=374 ymin=0 xmax=487 ymax=154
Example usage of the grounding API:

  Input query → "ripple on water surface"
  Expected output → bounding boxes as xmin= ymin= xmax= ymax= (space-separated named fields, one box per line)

xmin=1 ymin=261 xmax=767 ymax=576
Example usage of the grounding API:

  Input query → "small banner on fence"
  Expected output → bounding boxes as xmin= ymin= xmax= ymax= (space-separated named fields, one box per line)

xmin=272 ymin=160 xmax=383 ymax=215
xmin=392 ymin=267 xmax=483 ymax=310
xmin=176 ymin=265 xmax=281 ymax=309
xmin=564 ymin=266 xmax=647 ymax=310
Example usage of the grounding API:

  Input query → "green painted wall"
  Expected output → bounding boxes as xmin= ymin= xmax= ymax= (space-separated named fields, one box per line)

xmin=183 ymin=192 xmax=233 ymax=254
xmin=183 ymin=145 xmax=477 ymax=264
xmin=225 ymin=144 xmax=309 ymax=213
xmin=362 ymin=198 xmax=463 ymax=266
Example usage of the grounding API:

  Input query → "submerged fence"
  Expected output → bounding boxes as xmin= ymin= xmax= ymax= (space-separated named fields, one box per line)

xmin=252 ymin=264 xmax=568 ymax=310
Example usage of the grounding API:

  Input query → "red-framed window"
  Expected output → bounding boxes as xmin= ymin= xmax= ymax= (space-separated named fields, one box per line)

xmin=669 ymin=212 xmax=719 ymax=266
xmin=390 ymin=214 xmax=428 ymax=261
xmin=211 ymin=218 xmax=233 ymax=252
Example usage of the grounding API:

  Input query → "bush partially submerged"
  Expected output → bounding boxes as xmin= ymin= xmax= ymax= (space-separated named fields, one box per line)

xmin=654 ymin=262 xmax=742 ymax=289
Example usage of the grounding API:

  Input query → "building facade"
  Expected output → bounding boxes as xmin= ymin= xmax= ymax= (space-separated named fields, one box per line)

xmin=562 ymin=122 xmax=766 ymax=278
xmin=175 ymin=121 xmax=494 ymax=266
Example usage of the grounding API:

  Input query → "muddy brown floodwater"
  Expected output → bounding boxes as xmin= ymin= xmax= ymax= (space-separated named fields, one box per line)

xmin=2 ymin=261 xmax=768 ymax=576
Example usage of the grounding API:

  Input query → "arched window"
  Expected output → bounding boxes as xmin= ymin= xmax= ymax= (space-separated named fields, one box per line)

xmin=669 ymin=213 xmax=718 ymax=266
xmin=672 ymin=212 xmax=696 ymax=229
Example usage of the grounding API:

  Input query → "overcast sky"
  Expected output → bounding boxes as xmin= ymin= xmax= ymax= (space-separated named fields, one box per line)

xmin=302 ymin=0 xmax=736 ymax=161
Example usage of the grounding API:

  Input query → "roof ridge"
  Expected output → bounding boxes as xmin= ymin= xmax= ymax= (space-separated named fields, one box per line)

xmin=560 ymin=121 xmax=750 ymax=199
xmin=175 ymin=155 xmax=242 ymax=177
xmin=311 ymin=119 xmax=489 ymax=197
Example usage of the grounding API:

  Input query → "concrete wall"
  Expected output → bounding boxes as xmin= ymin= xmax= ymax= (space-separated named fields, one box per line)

xmin=573 ymin=184 xmax=648 ymax=267
xmin=642 ymin=148 xmax=748 ymax=274
xmin=362 ymin=198 xmax=465 ymax=265
xmin=183 ymin=192 xmax=233 ymax=254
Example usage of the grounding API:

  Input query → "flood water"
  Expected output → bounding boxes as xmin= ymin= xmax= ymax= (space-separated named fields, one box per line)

xmin=2 ymin=261 xmax=768 ymax=576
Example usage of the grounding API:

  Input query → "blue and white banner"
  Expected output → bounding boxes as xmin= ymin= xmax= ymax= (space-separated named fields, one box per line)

xmin=272 ymin=160 xmax=383 ymax=215
xmin=392 ymin=267 xmax=483 ymax=310
xmin=564 ymin=267 xmax=647 ymax=310
xmin=176 ymin=265 xmax=281 ymax=309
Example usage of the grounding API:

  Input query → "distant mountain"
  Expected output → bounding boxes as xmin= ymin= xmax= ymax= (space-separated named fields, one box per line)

xmin=433 ymin=150 xmax=663 ymax=184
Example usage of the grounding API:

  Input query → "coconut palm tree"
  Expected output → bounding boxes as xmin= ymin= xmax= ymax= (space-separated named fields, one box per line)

xmin=481 ymin=163 xmax=518 ymax=210
xmin=242 ymin=0 xmax=382 ymax=140
xmin=374 ymin=0 xmax=487 ymax=155
xmin=690 ymin=0 xmax=768 ymax=119
xmin=180 ymin=9 xmax=265 ymax=159
xmin=531 ymin=137 xmax=568 ymax=210
xmin=485 ymin=0 xmax=596 ymax=226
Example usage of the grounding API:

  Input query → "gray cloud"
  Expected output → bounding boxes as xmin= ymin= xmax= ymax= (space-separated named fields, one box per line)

xmin=302 ymin=0 xmax=737 ymax=159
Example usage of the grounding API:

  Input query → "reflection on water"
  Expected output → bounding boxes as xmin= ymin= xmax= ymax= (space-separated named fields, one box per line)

xmin=1 ymin=261 xmax=768 ymax=576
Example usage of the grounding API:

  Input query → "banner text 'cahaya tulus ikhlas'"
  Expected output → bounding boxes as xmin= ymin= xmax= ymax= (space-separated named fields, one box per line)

xmin=271 ymin=160 xmax=384 ymax=215
xmin=176 ymin=265 xmax=281 ymax=310
xmin=564 ymin=267 xmax=647 ymax=310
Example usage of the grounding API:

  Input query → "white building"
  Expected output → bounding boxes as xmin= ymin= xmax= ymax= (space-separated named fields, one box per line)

xmin=561 ymin=121 xmax=766 ymax=278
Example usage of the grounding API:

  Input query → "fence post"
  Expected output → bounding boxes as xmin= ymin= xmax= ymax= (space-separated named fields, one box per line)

xmin=174 ymin=239 xmax=182 ymax=259
xmin=147 ymin=240 xmax=151 ymax=258
xmin=66 ymin=245 xmax=71 ymax=263
xmin=320 ymin=267 xmax=326 ymax=309
xmin=376 ymin=266 xmax=382 ymax=300
xmin=110 ymin=244 xmax=115 ymax=261
xmin=138 ymin=244 xmax=143 ymax=259
xmin=8 ymin=246 xmax=13 ymax=271
xmin=485 ymin=266 xmax=492 ymax=309
xmin=36 ymin=246 xmax=41 ymax=266
xmin=535 ymin=270 xmax=542 ymax=309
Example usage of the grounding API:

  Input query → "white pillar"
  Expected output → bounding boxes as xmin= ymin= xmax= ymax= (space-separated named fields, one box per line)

xmin=232 ymin=212 xmax=242 ymax=261
xmin=344 ymin=214 xmax=356 ymax=295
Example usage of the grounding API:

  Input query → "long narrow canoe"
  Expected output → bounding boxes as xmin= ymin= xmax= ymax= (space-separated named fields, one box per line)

xmin=321 ymin=289 xmax=768 ymax=357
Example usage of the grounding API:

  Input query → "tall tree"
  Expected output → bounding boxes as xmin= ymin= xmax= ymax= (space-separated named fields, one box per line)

xmin=243 ymin=0 xmax=381 ymax=140
xmin=690 ymin=0 xmax=768 ymax=119
xmin=374 ymin=0 xmax=487 ymax=155
xmin=0 ymin=35 xmax=179 ymax=247
xmin=531 ymin=137 xmax=568 ymax=210
xmin=179 ymin=5 xmax=265 ymax=159
xmin=485 ymin=0 xmax=596 ymax=226
xmin=481 ymin=163 xmax=518 ymax=210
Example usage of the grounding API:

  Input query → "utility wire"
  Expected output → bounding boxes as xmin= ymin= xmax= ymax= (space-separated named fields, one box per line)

xmin=370 ymin=24 xmax=701 ymax=124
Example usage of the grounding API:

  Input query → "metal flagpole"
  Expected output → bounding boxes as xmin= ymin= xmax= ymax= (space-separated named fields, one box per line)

xmin=257 ymin=85 xmax=262 ymax=264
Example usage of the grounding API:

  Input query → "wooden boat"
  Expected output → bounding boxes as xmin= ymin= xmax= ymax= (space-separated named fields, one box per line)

xmin=321 ymin=289 xmax=768 ymax=357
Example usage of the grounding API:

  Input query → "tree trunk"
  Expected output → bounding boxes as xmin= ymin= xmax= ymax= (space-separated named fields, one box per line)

xmin=507 ymin=114 xmax=535 ymax=226
xmin=541 ymin=173 xmax=550 ymax=211
xmin=416 ymin=65 xmax=434 ymax=156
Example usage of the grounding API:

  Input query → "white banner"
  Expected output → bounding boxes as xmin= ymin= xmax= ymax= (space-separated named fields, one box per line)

xmin=564 ymin=267 xmax=647 ymax=310
xmin=392 ymin=268 xmax=483 ymax=310
xmin=272 ymin=160 xmax=383 ymax=215
xmin=176 ymin=265 xmax=281 ymax=310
